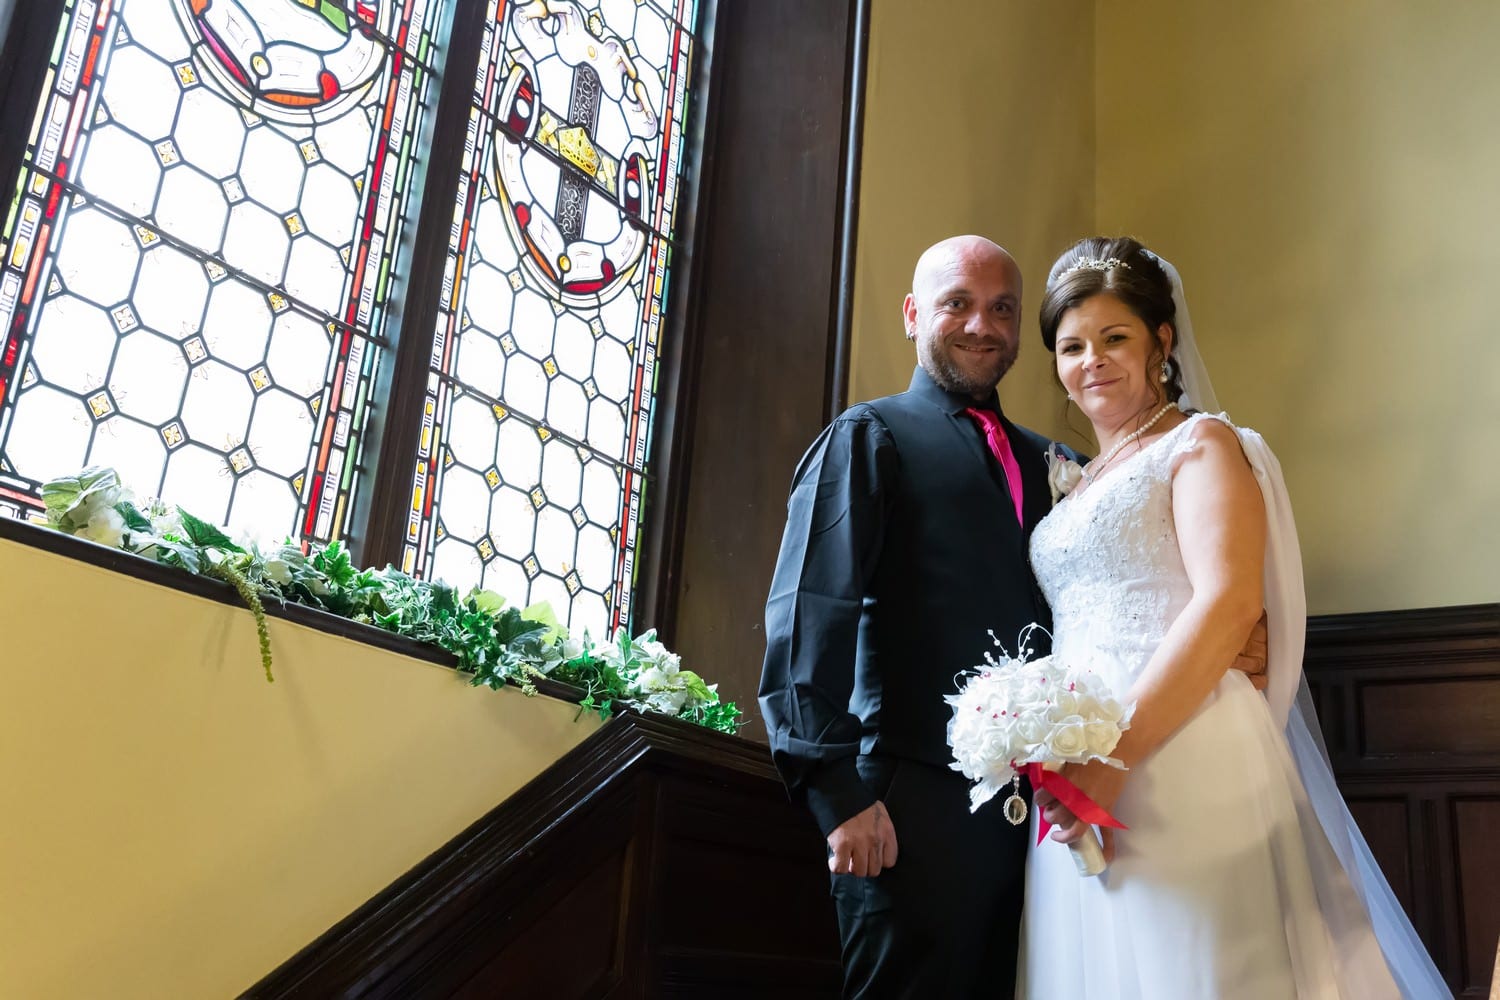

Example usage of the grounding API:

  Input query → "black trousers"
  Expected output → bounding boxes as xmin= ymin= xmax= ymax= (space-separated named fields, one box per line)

xmin=830 ymin=757 xmax=1029 ymax=1000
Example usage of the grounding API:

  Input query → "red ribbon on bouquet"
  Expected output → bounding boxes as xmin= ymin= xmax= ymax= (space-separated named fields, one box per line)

xmin=1021 ymin=762 xmax=1129 ymax=846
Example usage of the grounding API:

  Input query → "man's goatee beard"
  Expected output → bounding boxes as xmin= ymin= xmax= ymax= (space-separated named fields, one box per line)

xmin=922 ymin=348 xmax=1016 ymax=398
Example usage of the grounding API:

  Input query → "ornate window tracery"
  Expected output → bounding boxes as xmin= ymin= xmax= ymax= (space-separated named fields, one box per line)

xmin=0 ymin=0 xmax=702 ymax=638
xmin=0 ymin=0 xmax=447 ymax=545
xmin=408 ymin=0 xmax=698 ymax=637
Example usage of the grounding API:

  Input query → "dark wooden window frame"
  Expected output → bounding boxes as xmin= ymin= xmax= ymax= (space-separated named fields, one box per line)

xmin=0 ymin=0 xmax=722 ymax=635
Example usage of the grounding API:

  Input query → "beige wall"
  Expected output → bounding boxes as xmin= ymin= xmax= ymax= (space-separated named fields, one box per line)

xmin=854 ymin=0 xmax=1499 ymax=614
xmin=850 ymin=0 xmax=1095 ymax=428
xmin=1094 ymin=0 xmax=1499 ymax=613
xmin=0 ymin=535 xmax=600 ymax=999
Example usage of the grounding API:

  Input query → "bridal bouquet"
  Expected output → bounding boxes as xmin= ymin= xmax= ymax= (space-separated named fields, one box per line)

xmin=946 ymin=627 xmax=1134 ymax=876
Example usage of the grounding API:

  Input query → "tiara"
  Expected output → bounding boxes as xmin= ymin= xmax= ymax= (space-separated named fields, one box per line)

xmin=1061 ymin=257 xmax=1130 ymax=277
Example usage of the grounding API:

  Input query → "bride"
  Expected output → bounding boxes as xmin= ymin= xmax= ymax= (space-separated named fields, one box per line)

xmin=1015 ymin=237 xmax=1449 ymax=999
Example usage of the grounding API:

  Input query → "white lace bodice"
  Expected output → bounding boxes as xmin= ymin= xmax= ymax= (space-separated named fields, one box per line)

xmin=1029 ymin=413 xmax=1226 ymax=688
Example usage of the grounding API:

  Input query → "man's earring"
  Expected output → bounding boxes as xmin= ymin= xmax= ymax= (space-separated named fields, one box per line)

xmin=1159 ymin=360 xmax=1171 ymax=383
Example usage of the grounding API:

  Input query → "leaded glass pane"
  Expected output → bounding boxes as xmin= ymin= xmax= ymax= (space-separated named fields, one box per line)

xmin=0 ymin=0 xmax=447 ymax=545
xmin=410 ymin=0 xmax=698 ymax=638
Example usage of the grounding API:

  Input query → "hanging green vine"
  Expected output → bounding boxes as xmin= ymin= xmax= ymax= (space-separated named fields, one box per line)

xmin=206 ymin=559 xmax=274 ymax=684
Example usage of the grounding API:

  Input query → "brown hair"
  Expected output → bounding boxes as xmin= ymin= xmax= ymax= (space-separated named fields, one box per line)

xmin=1039 ymin=236 xmax=1184 ymax=405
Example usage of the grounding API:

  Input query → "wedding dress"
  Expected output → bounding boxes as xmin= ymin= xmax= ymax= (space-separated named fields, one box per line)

xmin=1015 ymin=412 xmax=1446 ymax=999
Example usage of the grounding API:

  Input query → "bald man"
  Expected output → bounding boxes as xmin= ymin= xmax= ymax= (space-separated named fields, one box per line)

xmin=759 ymin=236 xmax=1060 ymax=997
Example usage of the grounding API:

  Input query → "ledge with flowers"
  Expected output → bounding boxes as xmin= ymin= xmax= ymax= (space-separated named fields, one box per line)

xmin=31 ymin=466 xmax=742 ymax=735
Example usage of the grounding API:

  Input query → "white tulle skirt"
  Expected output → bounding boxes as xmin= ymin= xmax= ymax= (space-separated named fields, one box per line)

xmin=1016 ymin=672 xmax=1417 ymax=1000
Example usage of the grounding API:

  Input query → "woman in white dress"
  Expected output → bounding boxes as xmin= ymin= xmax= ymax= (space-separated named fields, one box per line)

xmin=1016 ymin=237 xmax=1449 ymax=999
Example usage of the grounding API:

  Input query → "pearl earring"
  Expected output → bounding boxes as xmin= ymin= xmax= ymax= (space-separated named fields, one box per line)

xmin=1159 ymin=360 xmax=1171 ymax=383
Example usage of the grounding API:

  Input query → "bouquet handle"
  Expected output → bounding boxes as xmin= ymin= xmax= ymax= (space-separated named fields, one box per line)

xmin=1025 ymin=762 xmax=1125 ymax=879
xmin=1068 ymin=826 xmax=1107 ymax=877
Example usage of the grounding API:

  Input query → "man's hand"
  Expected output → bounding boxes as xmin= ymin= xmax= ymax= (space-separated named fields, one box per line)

xmin=827 ymin=801 xmax=899 ymax=877
xmin=1231 ymin=611 xmax=1270 ymax=691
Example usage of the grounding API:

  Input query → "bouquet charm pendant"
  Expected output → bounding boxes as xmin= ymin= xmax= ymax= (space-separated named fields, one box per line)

xmin=1002 ymin=777 xmax=1028 ymax=826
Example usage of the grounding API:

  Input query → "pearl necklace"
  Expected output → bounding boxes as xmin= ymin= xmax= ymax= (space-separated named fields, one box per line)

xmin=1081 ymin=402 xmax=1178 ymax=485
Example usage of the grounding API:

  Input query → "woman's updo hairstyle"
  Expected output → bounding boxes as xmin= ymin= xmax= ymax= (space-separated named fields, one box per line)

xmin=1038 ymin=236 xmax=1185 ymax=405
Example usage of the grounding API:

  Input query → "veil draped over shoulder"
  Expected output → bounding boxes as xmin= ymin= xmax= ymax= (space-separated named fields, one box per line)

xmin=1147 ymin=253 xmax=1449 ymax=999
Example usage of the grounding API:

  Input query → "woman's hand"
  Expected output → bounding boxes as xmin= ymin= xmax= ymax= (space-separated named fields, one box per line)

xmin=1035 ymin=759 xmax=1130 ymax=862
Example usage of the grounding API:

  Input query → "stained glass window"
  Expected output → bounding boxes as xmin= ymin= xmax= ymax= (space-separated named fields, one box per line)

xmin=0 ymin=0 xmax=447 ymax=544
xmin=409 ymin=0 xmax=699 ymax=637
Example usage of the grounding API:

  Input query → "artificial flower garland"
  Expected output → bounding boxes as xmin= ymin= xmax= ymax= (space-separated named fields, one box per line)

xmin=37 ymin=467 xmax=741 ymax=734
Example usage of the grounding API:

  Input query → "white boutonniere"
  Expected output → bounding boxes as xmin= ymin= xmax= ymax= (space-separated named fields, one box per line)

xmin=1045 ymin=443 xmax=1084 ymax=505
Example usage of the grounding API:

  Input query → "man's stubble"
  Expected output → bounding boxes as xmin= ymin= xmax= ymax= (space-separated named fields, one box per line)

xmin=918 ymin=337 xmax=1018 ymax=400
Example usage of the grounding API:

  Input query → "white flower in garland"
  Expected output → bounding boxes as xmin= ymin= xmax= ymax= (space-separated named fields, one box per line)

xmin=559 ymin=633 xmax=587 ymax=663
xmin=263 ymin=557 xmax=295 ymax=586
xmin=79 ymin=506 xmax=127 ymax=548
xmin=40 ymin=466 xmax=123 ymax=534
xmin=596 ymin=627 xmax=719 ymax=719
xmin=148 ymin=505 xmax=185 ymax=540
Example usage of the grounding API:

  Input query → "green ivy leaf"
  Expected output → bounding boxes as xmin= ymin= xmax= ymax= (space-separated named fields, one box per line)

xmin=429 ymin=581 xmax=459 ymax=618
xmin=178 ymin=508 xmax=243 ymax=552
xmin=148 ymin=538 xmax=203 ymax=574
xmin=114 ymin=499 xmax=153 ymax=533
xmin=311 ymin=540 xmax=357 ymax=587
xmin=468 ymin=588 xmax=507 ymax=616
xmin=520 ymin=600 xmax=567 ymax=643
xmin=675 ymin=670 xmax=713 ymax=701
xmin=491 ymin=606 xmax=549 ymax=646
xmin=691 ymin=700 xmax=743 ymax=734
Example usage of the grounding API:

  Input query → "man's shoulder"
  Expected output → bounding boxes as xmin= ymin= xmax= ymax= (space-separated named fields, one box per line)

xmin=822 ymin=399 xmax=892 ymax=438
xmin=823 ymin=390 xmax=923 ymax=437
xmin=791 ymin=402 xmax=895 ymax=475
xmin=840 ymin=388 xmax=931 ymax=425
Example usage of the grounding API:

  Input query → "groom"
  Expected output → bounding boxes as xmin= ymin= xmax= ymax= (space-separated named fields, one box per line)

xmin=759 ymin=235 xmax=1056 ymax=998
xmin=759 ymin=236 xmax=1263 ymax=998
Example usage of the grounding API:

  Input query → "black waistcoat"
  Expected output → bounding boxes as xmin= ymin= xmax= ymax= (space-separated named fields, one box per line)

xmin=857 ymin=369 xmax=1056 ymax=768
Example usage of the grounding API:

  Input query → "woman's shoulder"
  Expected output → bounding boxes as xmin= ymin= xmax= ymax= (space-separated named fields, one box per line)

xmin=1160 ymin=411 xmax=1251 ymax=467
xmin=1156 ymin=412 xmax=1277 ymax=504
xmin=1181 ymin=410 xmax=1238 ymax=438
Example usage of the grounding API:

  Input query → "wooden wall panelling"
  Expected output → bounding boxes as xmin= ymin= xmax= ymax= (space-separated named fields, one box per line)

xmin=449 ymin=842 xmax=632 ymax=998
xmin=1452 ymin=797 xmax=1500 ymax=994
xmin=244 ymin=712 xmax=841 ymax=998
xmin=1344 ymin=797 xmax=1414 ymax=915
xmin=656 ymin=0 xmax=867 ymax=736
xmin=619 ymin=776 xmax=663 ymax=997
xmin=1304 ymin=603 xmax=1500 ymax=999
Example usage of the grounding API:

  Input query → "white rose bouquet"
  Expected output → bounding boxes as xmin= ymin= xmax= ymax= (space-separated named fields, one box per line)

xmin=946 ymin=626 xmax=1134 ymax=876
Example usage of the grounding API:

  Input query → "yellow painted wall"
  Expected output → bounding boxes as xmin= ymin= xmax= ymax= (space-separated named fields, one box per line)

xmin=853 ymin=0 xmax=1498 ymax=613
xmin=1093 ymin=0 xmax=1499 ymax=613
xmin=0 ymin=535 xmax=600 ymax=999
xmin=850 ymin=0 xmax=1096 ymax=430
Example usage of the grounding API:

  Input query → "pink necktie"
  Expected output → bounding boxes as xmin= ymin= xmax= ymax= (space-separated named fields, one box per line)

xmin=964 ymin=407 xmax=1025 ymax=527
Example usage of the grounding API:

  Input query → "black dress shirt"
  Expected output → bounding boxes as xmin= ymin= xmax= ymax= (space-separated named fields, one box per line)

xmin=760 ymin=367 xmax=1071 ymax=836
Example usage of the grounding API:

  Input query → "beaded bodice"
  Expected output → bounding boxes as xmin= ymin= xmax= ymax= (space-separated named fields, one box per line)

xmin=1029 ymin=413 xmax=1225 ymax=690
